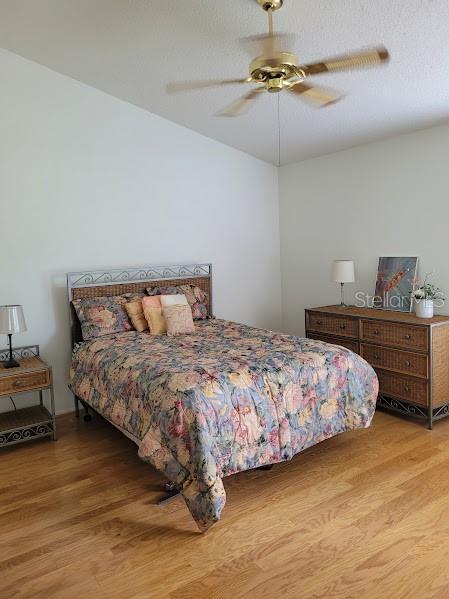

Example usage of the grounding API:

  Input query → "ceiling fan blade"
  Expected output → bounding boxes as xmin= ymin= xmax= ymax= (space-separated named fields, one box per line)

xmin=216 ymin=88 xmax=265 ymax=117
xmin=302 ymin=46 xmax=390 ymax=76
xmin=167 ymin=78 xmax=248 ymax=94
xmin=288 ymin=82 xmax=342 ymax=107
xmin=240 ymin=32 xmax=296 ymax=58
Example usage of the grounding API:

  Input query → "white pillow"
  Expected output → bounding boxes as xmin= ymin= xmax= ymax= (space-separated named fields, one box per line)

xmin=160 ymin=294 xmax=188 ymax=308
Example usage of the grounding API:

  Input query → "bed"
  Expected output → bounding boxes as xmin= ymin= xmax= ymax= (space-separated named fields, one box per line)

xmin=68 ymin=264 xmax=378 ymax=532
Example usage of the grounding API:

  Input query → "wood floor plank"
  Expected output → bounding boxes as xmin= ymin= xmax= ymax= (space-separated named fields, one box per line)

xmin=1 ymin=411 xmax=449 ymax=598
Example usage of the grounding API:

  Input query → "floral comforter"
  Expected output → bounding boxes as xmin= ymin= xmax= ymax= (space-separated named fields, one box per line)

xmin=69 ymin=319 xmax=378 ymax=531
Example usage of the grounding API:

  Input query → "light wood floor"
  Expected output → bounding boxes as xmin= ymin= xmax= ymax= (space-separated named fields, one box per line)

xmin=2 ymin=410 xmax=449 ymax=598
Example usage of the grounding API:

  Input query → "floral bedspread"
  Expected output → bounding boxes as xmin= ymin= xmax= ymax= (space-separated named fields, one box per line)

xmin=69 ymin=319 xmax=378 ymax=531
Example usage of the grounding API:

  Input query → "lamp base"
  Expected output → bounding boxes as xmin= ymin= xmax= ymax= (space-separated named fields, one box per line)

xmin=4 ymin=333 xmax=20 ymax=368
xmin=3 ymin=358 xmax=20 ymax=369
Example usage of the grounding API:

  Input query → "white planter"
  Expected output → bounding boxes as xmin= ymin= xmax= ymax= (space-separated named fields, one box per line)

xmin=415 ymin=299 xmax=434 ymax=318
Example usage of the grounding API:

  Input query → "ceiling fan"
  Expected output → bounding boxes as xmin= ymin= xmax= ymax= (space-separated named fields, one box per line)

xmin=167 ymin=0 xmax=390 ymax=117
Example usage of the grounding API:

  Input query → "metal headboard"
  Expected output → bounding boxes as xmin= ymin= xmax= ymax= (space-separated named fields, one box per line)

xmin=67 ymin=263 xmax=213 ymax=347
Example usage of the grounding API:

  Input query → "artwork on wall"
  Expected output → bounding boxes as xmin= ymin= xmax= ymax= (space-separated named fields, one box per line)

xmin=374 ymin=257 xmax=418 ymax=312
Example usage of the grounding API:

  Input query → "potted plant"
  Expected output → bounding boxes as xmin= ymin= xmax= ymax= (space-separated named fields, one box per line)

xmin=411 ymin=277 xmax=445 ymax=318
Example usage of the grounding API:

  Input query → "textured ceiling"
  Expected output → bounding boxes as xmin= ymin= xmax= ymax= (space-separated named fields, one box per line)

xmin=1 ymin=0 xmax=448 ymax=165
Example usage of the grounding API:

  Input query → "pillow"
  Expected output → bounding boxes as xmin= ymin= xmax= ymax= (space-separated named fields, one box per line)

xmin=142 ymin=296 xmax=165 ymax=334
xmin=146 ymin=285 xmax=183 ymax=297
xmin=178 ymin=285 xmax=209 ymax=320
xmin=125 ymin=301 xmax=148 ymax=333
xmin=145 ymin=306 xmax=167 ymax=335
xmin=146 ymin=284 xmax=209 ymax=320
xmin=72 ymin=294 xmax=137 ymax=340
xmin=142 ymin=296 xmax=162 ymax=309
xmin=160 ymin=294 xmax=188 ymax=308
xmin=163 ymin=304 xmax=195 ymax=336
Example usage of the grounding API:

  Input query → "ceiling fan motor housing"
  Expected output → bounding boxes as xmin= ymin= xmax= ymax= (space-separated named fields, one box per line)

xmin=249 ymin=52 xmax=301 ymax=83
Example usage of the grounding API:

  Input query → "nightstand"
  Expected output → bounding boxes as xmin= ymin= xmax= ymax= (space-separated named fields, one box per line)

xmin=0 ymin=345 xmax=56 ymax=447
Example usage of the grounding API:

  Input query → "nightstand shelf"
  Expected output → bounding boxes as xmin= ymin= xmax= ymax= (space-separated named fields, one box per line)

xmin=0 ymin=345 xmax=56 ymax=448
xmin=0 ymin=405 xmax=54 ymax=446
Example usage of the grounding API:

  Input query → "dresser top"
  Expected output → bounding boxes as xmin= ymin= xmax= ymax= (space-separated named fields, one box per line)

xmin=307 ymin=305 xmax=449 ymax=326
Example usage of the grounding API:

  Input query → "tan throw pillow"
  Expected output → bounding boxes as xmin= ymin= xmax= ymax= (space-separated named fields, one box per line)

xmin=125 ymin=301 xmax=148 ymax=332
xmin=144 ymin=306 xmax=167 ymax=335
xmin=163 ymin=305 xmax=195 ymax=336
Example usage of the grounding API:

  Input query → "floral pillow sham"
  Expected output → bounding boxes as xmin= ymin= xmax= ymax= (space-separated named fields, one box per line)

xmin=72 ymin=293 xmax=143 ymax=340
xmin=146 ymin=284 xmax=209 ymax=320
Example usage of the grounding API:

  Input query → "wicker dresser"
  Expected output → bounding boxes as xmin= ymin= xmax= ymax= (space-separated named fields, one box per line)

xmin=305 ymin=305 xmax=449 ymax=428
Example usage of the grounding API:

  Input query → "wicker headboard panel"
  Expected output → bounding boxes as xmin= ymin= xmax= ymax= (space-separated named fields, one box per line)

xmin=67 ymin=264 xmax=213 ymax=346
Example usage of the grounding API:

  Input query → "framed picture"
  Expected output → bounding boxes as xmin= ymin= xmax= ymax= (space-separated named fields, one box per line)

xmin=374 ymin=257 xmax=418 ymax=312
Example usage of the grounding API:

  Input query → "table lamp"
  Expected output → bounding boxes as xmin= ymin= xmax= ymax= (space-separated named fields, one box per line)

xmin=0 ymin=305 xmax=27 ymax=368
xmin=331 ymin=260 xmax=355 ymax=307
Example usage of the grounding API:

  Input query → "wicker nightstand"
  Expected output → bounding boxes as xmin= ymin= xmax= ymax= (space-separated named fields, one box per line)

xmin=0 ymin=345 xmax=56 ymax=447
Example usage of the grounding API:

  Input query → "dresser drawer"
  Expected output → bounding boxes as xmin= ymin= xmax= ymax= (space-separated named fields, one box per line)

xmin=361 ymin=319 xmax=428 ymax=352
xmin=0 ymin=370 xmax=50 ymax=396
xmin=361 ymin=343 xmax=428 ymax=378
xmin=307 ymin=333 xmax=359 ymax=354
xmin=376 ymin=370 xmax=428 ymax=406
xmin=307 ymin=312 xmax=358 ymax=338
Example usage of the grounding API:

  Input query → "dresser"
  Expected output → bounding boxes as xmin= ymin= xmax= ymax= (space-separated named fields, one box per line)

xmin=305 ymin=305 xmax=449 ymax=428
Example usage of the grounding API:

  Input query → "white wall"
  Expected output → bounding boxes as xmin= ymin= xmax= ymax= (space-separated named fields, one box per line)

xmin=0 ymin=49 xmax=281 ymax=414
xmin=279 ymin=124 xmax=449 ymax=336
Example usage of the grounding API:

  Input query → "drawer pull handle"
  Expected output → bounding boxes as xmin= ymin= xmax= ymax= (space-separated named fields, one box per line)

xmin=340 ymin=324 xmax=346 ymax=330
xmin=404 ymin=385 xmax=411 ymax=393
xmin=13 ymin=379 xmax=24 ymax=388
xmin=316 ymin=320 xmax=322 ymax=326
xmin=373 ymin=330 xmax=380 ymax=336
xmin=374 ymin=354 xmax=380 ymax=360
xmin=404 ymin=334 xmax=412 ymax=340
xmin=405 ymin=361 xmax=412 ymax=367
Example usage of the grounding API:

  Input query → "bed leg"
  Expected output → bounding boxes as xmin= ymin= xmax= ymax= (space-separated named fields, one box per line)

xmin=259 ymin=465 xmax=273 ymax=471
xmin=74 ymin=395 xmax=80 ymax=418
xmin=79 ymin=399 xmax=92 ymax=422
xmin=157 ymin=481 xmax=182 ymax=505
xmin=83 ymin=405 xmax=92 ymax=422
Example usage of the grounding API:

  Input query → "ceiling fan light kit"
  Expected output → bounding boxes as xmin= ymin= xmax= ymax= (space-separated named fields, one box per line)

xmin=167 ymin=0 xmax=390 ymax=118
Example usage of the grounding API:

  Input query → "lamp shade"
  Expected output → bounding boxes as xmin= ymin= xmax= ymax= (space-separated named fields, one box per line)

xmin=0 ymin=305 xmax=27 ymax=334
xmin=331 ymin=260 xmax=355 ymax=284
